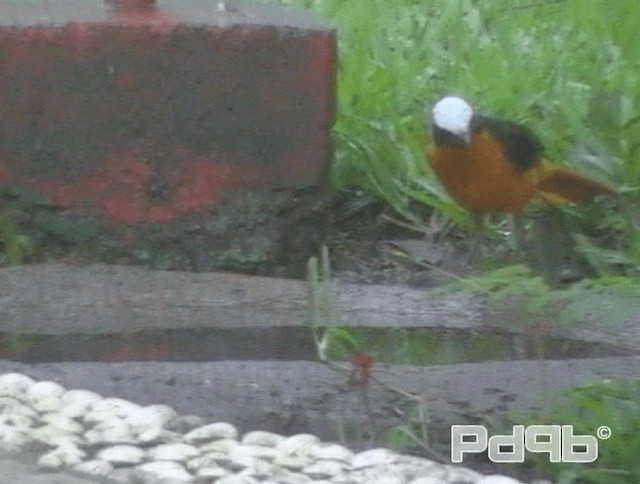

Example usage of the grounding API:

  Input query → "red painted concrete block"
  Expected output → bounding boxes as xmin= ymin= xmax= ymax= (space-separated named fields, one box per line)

xmin=0 ymin=0 xmax=335 ymax=223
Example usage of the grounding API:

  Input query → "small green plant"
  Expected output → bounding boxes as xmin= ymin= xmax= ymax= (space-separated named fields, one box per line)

xmin=306 ymin=247 xmax=444 ymax=455
xmin=307 ymin=245 xmax=360 ymax=361
xmin=384 ymin=398 xmax=444 ymax=460
xmin=0 ymin=213 xmax=35 ymax=265
xmin=0 ymin=183 xmax=103 ymax=263
xmin=0 ymin=334 xmax=44 ymax=356
xmin=506 ymin=378 xmax=640 ymax=483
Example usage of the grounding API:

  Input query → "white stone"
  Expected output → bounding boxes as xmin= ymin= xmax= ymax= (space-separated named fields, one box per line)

xmin=25 ymin=381 xmax=66 ymax=412
xmin=37 ymin=451 xmax=65 ymax=469
xmin=476 ymin=476 xmax=523 ymax=484
xmin=226 ymin=444 xmax=261 ymax=470
xmin=37 ymin=442 xmax=86 ymax=468
xmin=239 ymin=458 xmax=279 ymax=479
xmin=231 ymin=443 xmax=277 ymax=461
xmin=0 ymin=372 xmax=35 ymax=399
xmin=366 ymin=455 xmax=453 ymax=483
xmin=352 ymin=448 xmax=397 ymax=468
xmin=0 ymin=427 xmax=33 ymax=452
xmin=199 ymin=437 xmax=239 ymax=454
xmin=85 ymin=419 xmax=136 ymax=445
xmin=97 ymin=444 xmax=145 ymax=464
xmin=308 ymin=442 xmax=353 ymax=463
xmin=108 ymin=467 xmax=137 ymax=483
xmin=85 ymin=397 xmax=141 ymax=422
xmin=265 ymin=471 xmax=313 ymax=484
xmin=126 ymin=404 xmax=177 ymax=434
xmin=0 ymin=412 xmax=35 ymax=430
xmin=190 ymin=450 xmax=231 ymax=468
xmin=248 ymin=459 xmax=293 ymax=481
xmin=348 ymin=466 xmax=409 ymax=484
xmin=441 ymin=464 xmax=482 ymax=481
xmin=302 ymin=459 xmax=347 ymax=478
xmin=184 ymin=421 xmax=239 ymax=443
xmin=275 ymin=434 xmax=320 ymax=455
xmin=32 ymin=425 xmax=84 ymax=447
xmin=40 ymin=412 xmax=85 ymax=433
xmin=241 ymin=430 xmax=285 ymax=447
xmin=197 ymin=465 xmax=230 ymax=479
xmin=365 ymin=477 xmax=404 ymax=484
xmin=0 ymin=397 xmax=38 ymax=420
xmin=187 ymin=452 xmax=223 ymax=472
xmin=73 ymin=459 xmax=114 ymax=477
xmin=137 ymin=426 xmax=182 ymax=444
xmin=166 ymin=414 xmax=206 ymax=433
xmin=25 ymin=380 xmax=65 ymax=401
xmin=408 ymin=478 xmax=448 ymax=484
xmin=332 ymin=476 xmax=358 ymax=484
xmin=216 ymin=475 xmax=259 ymax=484
xmin=272 ymin=452 xmax=313 ymax=470
xmin=60 ymin=389 xmax=102 ymax=418
xmin=146 ymin=442 xmax=200 ymax=462
xmin=135 ymin=461 xmax=194 ymax=482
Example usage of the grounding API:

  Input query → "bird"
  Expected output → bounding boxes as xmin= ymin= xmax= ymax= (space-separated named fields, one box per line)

xmin=426 ymin=96 xmax=615 ymax=258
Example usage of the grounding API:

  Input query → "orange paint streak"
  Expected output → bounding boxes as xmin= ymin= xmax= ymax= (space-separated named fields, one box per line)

xmin=303 ymin=32 xmax=336 ymax=89
xmin=172 ymin=162 xmax=233 ymax=213
xmin=104 ymin=195 xmax=147 ymax=224
xmin=40 ymin=145 xmax=244 ymax=223
xmin=57 ymin=23 xmax=97 ymax=59
xmin=146 ymin=206 xmax=176 ymax=223
xmin=113 ymin=5 xmax=176 ymax=31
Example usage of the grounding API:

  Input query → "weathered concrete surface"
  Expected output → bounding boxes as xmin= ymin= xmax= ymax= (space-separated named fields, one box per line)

xmin=0 ymin=264 xmax=638 ymax=356
xmin=2 ymin=356 xmax=638 ymax=483
xmin=0 ymin=0 xmax=335 ymax=223
xmin=0 ymin=264 xmax=483 ymax=334
xmin=0 ymin=262 xmax=638 ymax=481
xmin=1 ymin=357 xmax=639 ymax=446
xmin=0 ymin=264 xmax=640 ymax=352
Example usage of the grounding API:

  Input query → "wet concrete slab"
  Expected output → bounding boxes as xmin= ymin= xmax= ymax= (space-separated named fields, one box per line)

xmin=0 ymin=264 xmax=638 ymax=481
xmin=0 ymin=264 xmax=638 ymax=356
xmin=2 ymin=357 xmax=639 ymax=445
xmin=0 ymin=264 xmax=482 ymax=334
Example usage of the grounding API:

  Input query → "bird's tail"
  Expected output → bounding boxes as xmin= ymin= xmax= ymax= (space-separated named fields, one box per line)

xmin=528 ymin=159 xmax=615 ymax=205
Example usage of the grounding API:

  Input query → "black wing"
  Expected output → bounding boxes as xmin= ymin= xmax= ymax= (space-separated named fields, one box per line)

xmin=471 ymin=115 xmax=544 ymax=171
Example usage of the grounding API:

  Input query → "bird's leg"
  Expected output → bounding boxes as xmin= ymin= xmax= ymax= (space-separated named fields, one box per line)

xmin=466 ymin=212 xmax=485 ymax=263
xmin=510 ymin=214 xmax=529 ymax=254
xmin=526 ymin=207 xmax=581 ymax=287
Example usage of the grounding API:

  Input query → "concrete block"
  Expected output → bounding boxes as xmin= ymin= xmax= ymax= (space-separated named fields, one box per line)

xmin=0 ymin=0 xmax=335 ymax=224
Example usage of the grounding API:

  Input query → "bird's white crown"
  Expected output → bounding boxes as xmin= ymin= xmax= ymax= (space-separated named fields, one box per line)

xmin=431 ymin=96 xmax=473 ymax=137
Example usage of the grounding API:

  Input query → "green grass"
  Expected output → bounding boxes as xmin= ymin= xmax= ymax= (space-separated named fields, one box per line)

xmin=507 ymin=377 xmax=640 ymax=483
xmin=269 ymin=0 xmax=640 ymax=265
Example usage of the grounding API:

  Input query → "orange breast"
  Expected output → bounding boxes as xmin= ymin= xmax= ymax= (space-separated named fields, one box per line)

xmin=427 ymin=131 xmax=537 ymax=215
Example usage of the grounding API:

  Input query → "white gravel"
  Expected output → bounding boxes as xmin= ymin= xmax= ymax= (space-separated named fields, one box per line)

xmin=0 ymin=372 xmax=545 ymax=484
